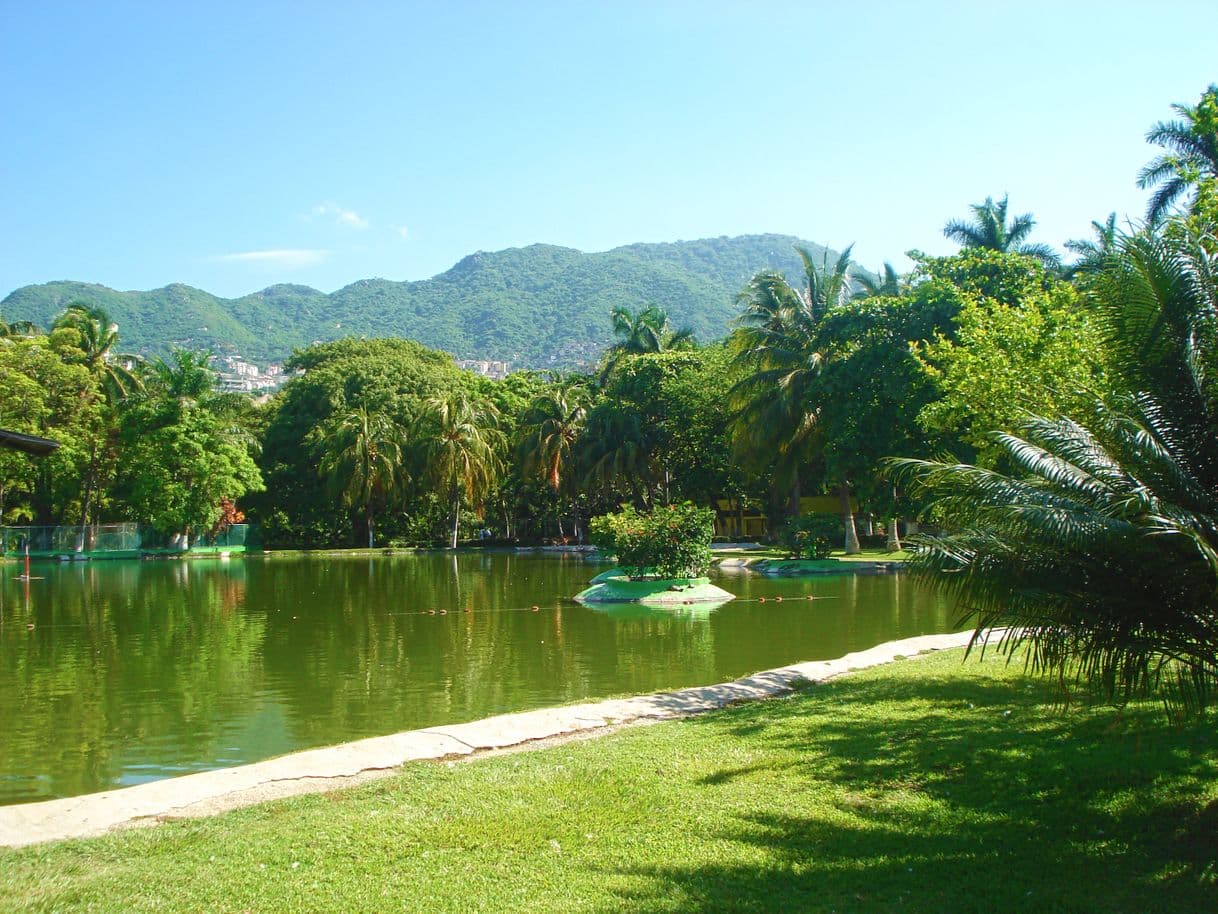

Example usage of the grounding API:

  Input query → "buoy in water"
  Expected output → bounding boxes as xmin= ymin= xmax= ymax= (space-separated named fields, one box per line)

xmin=775 ymin=596 xmax=783 ymax=602
xmin=758 ymin=597 xmax=766 ymax=603
xmin=531 ymin=605 xmax=540 ymax=612
xmin=25 ymin=623 xmax=35 ymax=631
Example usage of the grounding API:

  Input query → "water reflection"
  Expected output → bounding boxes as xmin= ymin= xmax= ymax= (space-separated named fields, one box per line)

xmin=0 ymin=554 xmax=957 ymax=803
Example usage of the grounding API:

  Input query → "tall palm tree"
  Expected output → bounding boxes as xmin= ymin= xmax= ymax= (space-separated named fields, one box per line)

xmin=602 ymin=305 xmax=694 ymax=379
xmin=518 ymin=380 xmax=589 ymax=538
xmin=52 ymin=303 xmax=142 ymax=401
xmin=728 ymin=245 xmax=862 ymax=552
xmin=422 ymin=392 xmax=503 ymax=548
xmin=943 ymin=196 xmax=1061 ymax=269
xmin=1138 ymin=84 xmax=1218 ymax=225
xmin=892 ymin=222 xmax=1218 ymax=703
xmin=1064 ymin=213 xmax=1120 ymax=278
xmin=852 ymin=262 xmax=906 ymax=300
xmin=318 ymin=405 xmax=408 ymax=548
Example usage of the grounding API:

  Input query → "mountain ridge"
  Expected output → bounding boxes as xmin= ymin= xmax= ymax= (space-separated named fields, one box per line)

xmin=1 ymin=233 xmax=838 ymax=368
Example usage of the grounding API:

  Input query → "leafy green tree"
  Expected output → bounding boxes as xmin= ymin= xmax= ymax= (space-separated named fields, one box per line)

xmin=914 ymin=261 xmax=1109 ymax=467
xmin=252 ymin=339 xmax=471 ymax=546
xmin=116 ymin=350 xmax=262 ymax=539
xmin=316 ymin=406 xmax=408 ymax=548
xmin=422 ymin=392 xmax=503 ymax=548
xmin=943 ymin=195 xmax=1061 ymax=268
xmin=0 ymin=336 xmax=103 ymax=524
xmin=894 ymin=222 xmax=1218 ymax=704
xmin=1138 ymin=84 xmax=1218 ymax=225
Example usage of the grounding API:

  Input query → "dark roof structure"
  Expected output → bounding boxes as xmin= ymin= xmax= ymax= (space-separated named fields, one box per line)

xmin=0 ymin=429 xmax=61 ymax=457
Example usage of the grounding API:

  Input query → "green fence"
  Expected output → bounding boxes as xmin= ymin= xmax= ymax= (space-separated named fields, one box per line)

xmin=0 ymin=524 xmax=253 ymax=559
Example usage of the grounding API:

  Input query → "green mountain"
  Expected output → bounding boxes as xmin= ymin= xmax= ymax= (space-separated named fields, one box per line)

xmin=0 ymin=234 xmax=839 ymax=368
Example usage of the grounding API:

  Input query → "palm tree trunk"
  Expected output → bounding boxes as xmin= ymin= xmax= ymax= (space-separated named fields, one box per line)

xmin=886 ymin=516 xmax=901 ymax=552
xmin=838 ymin=479 xmax=860 ymax=555
xmin=366 ymin=506 xmax=375 ymax=549
xmin=450 ymin=494 xmax=460 ymax=549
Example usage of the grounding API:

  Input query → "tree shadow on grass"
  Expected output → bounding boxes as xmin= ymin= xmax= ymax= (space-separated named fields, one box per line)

xmin=601 ymin=661 xmax=1218 ymax=913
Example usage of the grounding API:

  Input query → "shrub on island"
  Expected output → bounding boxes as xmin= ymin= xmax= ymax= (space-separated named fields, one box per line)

xmin=589 ymin=503 xmax=715 ymax=580
xmin=781 ymin=514 xmax=843 ymax=560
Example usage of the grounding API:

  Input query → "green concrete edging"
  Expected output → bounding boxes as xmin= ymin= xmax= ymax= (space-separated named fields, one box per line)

xmin=737 ymin=557 xmax=906 ymax=576
xmin=0 ymin=630 xmax=976 ymax=848
xmin=574 ymin=576 xmax=735 ymax=604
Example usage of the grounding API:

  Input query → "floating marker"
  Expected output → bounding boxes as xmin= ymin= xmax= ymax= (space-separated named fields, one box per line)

xmin=775 ymin=596 xmax=783 ymax=602
xmin=531 ymin=605 xmax=540 ymax=612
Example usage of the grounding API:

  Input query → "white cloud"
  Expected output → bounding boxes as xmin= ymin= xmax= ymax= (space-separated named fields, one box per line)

xmin=313 ymin=202 xmax=369 ymax=230
xmin=392 ymin=224 xmax=410 ymax=240
xmin=213 ymin=249 xmax=331 ymax=268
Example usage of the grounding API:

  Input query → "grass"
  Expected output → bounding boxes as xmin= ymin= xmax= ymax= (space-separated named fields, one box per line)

xmin=2 ymin=649 xmax=1215 ymax=913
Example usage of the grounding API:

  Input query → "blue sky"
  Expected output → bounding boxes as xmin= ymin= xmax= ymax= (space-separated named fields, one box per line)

xmin=2 ymin=1 xmax=1215 ymax=299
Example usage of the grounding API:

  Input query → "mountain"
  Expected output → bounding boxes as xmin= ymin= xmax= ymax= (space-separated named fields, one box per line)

xmin=0 ymin=234 xmax=841 ymax=368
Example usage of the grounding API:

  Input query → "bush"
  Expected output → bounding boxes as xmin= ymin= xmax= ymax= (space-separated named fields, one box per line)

xmin=781 ymin=514 xmax=842 ymax=560
xmin=589 ymin=503 xmax=715 ymax=579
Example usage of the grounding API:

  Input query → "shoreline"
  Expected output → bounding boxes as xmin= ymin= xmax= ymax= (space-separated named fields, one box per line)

xmin=0 ymin=630 xmax=973 ymax=849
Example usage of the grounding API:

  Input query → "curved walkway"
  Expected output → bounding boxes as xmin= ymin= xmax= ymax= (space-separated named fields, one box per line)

xmin=0 ymin=630 xmax=974 ymax=848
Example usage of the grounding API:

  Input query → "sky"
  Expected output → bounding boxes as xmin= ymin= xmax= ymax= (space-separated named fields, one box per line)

xmin=1 ymin=1 xmax=1216 ymax=300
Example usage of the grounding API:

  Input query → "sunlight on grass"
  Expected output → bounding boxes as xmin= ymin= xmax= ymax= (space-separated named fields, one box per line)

xmin=2 ymin=649 xmax=1214 ymax=913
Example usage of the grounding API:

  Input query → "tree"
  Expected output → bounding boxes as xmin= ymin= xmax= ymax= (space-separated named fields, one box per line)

xmin=728 ymin=245 xmax=862 ymax=551
xmin=421 ymin=392 xmax=503 ymax=548
xmin=1137 ymin=84 xmax=1218 ymax=225
xmin=601 ymin=305 xmax=694 ymax=379
xmin=116 ymin=350 xmax=262 ymax=539
xmin=0 ymin=318 xmax=39 ymax=339
xmin=943 ymin=195 xmax=1061 ymax=269
xmin=517 ymin=379 xmax=589 ymax=539
xmin=317 ymin=405 xmax=408 ymax=548
xmin=1064 ymin=213 xmax=1120 ymax=278
xmin=893 ymin=222 xmax=1218 ymax=704
xmin=52 ymin=303 xmax=141 ymax=402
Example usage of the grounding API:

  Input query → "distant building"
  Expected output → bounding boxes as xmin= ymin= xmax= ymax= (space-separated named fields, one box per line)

xmin=456 ymin=358 xmax=512 ymax=380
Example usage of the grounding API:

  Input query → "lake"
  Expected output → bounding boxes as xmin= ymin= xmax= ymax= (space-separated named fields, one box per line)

xmin=0 ymin=553 xmax=959 ymax=804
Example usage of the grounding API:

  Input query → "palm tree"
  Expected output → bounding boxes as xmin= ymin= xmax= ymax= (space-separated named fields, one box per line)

xmin=518 ymin=380 xmax=589 ymax=538
xmin=1138 ymin=84 xmax=1218 ymax=225
xmin=1064 ymin=213 xmax=1120 ymax=278
xmin=318 ymin=405 xmax=408 ymax=548
xmin=852 ymin=262 xmax=905 ymax=300
xmin=892 ymin=222 xmax=1218 ymax=703
xmin=52 ymin=303 xmax=142 ymax=401
xmin=602 ymin=305 xmax=694 ymax=379
xmin=943 ymin=196 xmax=1062 ymax=269
xmin=422 ymin=392 xmax=503 ymax=548
xmin=728 ymin=245 xmax=862 ymax=552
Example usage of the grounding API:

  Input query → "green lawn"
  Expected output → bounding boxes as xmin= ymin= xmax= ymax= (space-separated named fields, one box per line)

xmin=3 ymin=649 xmax=1215 ymax=913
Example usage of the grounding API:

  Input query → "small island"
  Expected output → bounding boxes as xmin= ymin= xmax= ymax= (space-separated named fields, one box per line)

xmin=575 ymin=503 xmax=734 ymax=605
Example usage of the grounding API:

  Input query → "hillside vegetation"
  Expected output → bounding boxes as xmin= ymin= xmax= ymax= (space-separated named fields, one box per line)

xmin=0 ymin=234 xmax=832 ymax=367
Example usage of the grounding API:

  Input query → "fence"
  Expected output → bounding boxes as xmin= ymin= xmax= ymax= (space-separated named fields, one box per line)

xmin=0 ymin=524 xmax=252 ymax=559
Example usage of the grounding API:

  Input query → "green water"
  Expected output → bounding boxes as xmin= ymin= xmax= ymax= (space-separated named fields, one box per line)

xmin=0 ymin=553 xmax=958 ymax=804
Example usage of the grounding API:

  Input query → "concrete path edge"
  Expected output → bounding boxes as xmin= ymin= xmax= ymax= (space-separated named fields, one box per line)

xmin=0 ymin=630 xmax=975 ymax=848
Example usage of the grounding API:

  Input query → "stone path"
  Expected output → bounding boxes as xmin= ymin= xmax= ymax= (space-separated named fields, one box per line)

xmin=0 ymin=630 xmax=975 ymax=848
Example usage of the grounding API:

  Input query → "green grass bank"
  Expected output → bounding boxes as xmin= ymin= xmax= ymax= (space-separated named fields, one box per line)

xmin=2 ymin=649 xmax=1215 ymax=913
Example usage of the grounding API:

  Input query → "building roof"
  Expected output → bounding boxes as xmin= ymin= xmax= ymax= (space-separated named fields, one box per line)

xmin=0 ymin=429 xmax=61 ymax=456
